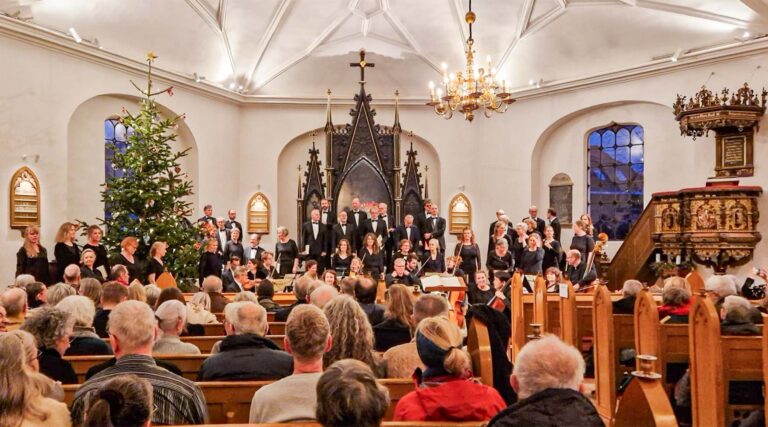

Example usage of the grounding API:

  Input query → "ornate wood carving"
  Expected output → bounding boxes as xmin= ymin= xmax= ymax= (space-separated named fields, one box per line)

xmin=400 ymin=141 xmax=425 ymax=222
xmin=448 ymin=193 xmax=472 ymax=235
xmin=9 ymin=166 xmax=40 ymax=230
xmin=246 ymin=192 xmax=270 ymax=235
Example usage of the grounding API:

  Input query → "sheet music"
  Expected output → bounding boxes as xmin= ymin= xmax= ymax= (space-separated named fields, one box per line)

xmin=421 ymin=275 xmax=441 ymax=289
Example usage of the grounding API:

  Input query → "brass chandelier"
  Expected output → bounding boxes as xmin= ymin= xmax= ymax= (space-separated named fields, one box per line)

xmin=426 ymin=0 xmax=515 ymax=122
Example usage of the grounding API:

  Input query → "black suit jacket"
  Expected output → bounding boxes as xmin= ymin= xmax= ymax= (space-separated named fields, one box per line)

xmin=395 ymin=225 xmax=421 ymax=250
xmin=198 ymin=215 xmax=215 ymax=225
xmin=301 ymin=221 xmax=327 ymax=258
xmin=549 ymin=217 xmax=562 ymax=242
xmin=347 ymin=209 xmax=368 ymax=229
xmin=215 ymin=228 xmax=230 ymax=257
xmin=361 ymin=218 xmax=388 ymax=241
xmin=332 ymin=222 xmax=358 ymax=252
xmin=224 ymin=220 xmax=242 ymax=232
xmin=414 ymin=211 xmax=431 ymax=236
xmin=564 ymin=262 xmax=597 ymax=287
xmin=424 ymin=216 xmax=447 ymax=250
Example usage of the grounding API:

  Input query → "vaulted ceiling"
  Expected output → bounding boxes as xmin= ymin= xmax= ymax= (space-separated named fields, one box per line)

xmin=2 ymin=0 xmax=767 ymax=99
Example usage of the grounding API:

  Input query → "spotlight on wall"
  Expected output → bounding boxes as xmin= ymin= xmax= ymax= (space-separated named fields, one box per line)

xmin=92 ymin=37 xmax=102 ymax=49
xmin=228 ymin=82 xmax=236 ymax=90
xmin=670 ymin=48 xmax=683 ymax=62
xmin=21 ymin=154 xmax=40 ymax=163
xmin=192 ymin=72 xmax=205 ymax=83
xmin=743 ymin=31 xmax=751 ymax=39
xmin=68 ymin=27 xmax=82 ymax=43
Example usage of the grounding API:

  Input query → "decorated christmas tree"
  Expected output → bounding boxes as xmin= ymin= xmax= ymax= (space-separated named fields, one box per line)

xmin=89 ymin=52 xmax=199 ymax=284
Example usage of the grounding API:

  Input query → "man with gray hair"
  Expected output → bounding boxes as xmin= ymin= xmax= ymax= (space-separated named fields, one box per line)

xmin=198 ymin=301 xmax=292 ymax=381
xmin=612 ymin=279 xmax=643 ymax=314
xmin=310 ymin=285 xmax=339 ymax=309
xmin=720 ymin=295 xmax=761 ymax=335
xmin=202 ymin=275 xmax=230 ymax=313
xmin=13 ymin=274 xmax=36 ymax=288
xmin=384 ymin=293 xmax=449 ymax=378
xmin=70 ymin=300 xmax=208 ymax=425
xmin=1 ymin=287 xmax=28 ymax=331
xmin=489 ymin=335 xmax=601 ymax=426
xmin=275 ymin=275 xmax=313 ymax=321
xmin=705 ymin=275 xmax=737 ymax=310
xmin=63 ymin=264 xmax=81 ymax=289
xmin=153 ymin=300 xmax=201 ymax=355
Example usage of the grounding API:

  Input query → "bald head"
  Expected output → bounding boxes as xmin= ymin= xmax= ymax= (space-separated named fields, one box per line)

xmin=224 ymin=301 xmax=267 ymax=336
xmin=413 ymin=294 xmax=449 ymax=325
xmin=1 ymin=288 xmax=28 ymax=316
xmin=310 ymin=285 xmax=339 ymax=309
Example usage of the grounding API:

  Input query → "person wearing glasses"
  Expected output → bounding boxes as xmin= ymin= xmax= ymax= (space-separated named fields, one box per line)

xmin=20 ymin=306 xmax=77 ymax=384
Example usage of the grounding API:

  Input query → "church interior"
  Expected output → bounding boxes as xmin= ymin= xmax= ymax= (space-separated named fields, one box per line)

xmin=2 ymin=0 xmax=768 ymax=426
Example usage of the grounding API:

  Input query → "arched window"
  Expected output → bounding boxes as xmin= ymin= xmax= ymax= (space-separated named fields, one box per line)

xmin=587 ymin=123 xmax=644 ymax=240
xmin=104 ymin=116 xmax=134 ymax=220
xmin=448 ymin=193 xmax=472 ymax=235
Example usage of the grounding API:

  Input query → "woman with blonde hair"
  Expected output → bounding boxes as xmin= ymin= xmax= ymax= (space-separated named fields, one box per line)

xmin=127 ymin=282 xmax=147 ymax=303
xmin=0 ymin=333 xmax=71 ymax=426
xmin=16 ymin=225 xmax=51 ymax=285
xmin=186 ymin=292 xmax=217 ymax=324
xmin=113 ymin=236 xmax=141 ymax=283
xmin=79 ymin=278 xmax=102 ymax=309
xmin=421 ymin=238 xmax=445 ymax=275
xmin=373 ymin=284 xmax=415 ymax=351
xmin=348 ymin=257 xmax=363 ymax=278
xmin=146 ymin=241 xmax=167 ymax=284
xmin=80 ymin=249 xmax=104 ymax=282
xmin=54 ymin=221 xmax=81 ymax=283
xmin=580 ymin=213 xmax=596 ymax=238
xmin=198 ymin=238 xmax=223 ymax=282
xmin=358 ymin=233 xmax=384 ymax=279
xmin=5 ymin=330 xmax=64 ymax=401
xmin=323 ymin=295 xmax=382 ymax=376
xmin=393 ymin=316 xmax=506 ymax=421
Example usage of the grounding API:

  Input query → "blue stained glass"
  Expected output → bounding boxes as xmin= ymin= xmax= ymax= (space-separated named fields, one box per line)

xmin=602 ymin=130 xmax=616 ymax=147
xmin=104 ymin=120 xmax=115 ymax=140
xmin=615 ymin=147 xmax=630 ymax=164
xmin=601 ymin=148 xmax=616 ymax=166
xmin=115 ymin=123 xmax=127 ymax=142
xmin=631 ymin=127 xmax=644 ymax=145
xmin=616 ymin=128 xmax=630 ymax=146
xmin=589 ymin=132 xmax=602 ymax=147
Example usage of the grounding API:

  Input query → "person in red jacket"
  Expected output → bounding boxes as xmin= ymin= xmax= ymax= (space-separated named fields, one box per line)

xmin=393 ymin=316 xmax=506 ymax=422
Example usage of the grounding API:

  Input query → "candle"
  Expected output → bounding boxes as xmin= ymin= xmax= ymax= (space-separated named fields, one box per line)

xmin=675 ymin=255 xmax=681 ymax=265
xmin=655 ymin=253 xmax=661 ymax=263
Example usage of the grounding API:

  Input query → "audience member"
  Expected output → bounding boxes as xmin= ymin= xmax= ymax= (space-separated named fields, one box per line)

xmin=144 ymin=284 xmax=161 ymax=308
xmin=394 ymin=316 xmax=506 ymax=421
xmin=705 ymin=275 xmax=737 ymax=311
xmin=94 ymin=282 xmax=129 ymax=338
xmin=257 ymin=280 xmax=281 ymax=312
xmin=79 ymin=248 xmax=105 ymax=282
xmin=658 ymin=286 xmax=692 ymax=322
xmin=127 ymin=281 xmax=147 ymax=303
xmin=110 ymin=264 xmax=131 ymax=287
xmin=612 ymin=279 xmax=643 ymax=314
xmin=57 ymin=295 xmax=113 ymax=356
xmin=21 ymin=305 xmax=78 ymax=384
xmin=155 ymin=287 xmax=187 ymax=308
xmin=310 ymin=285 xmax=339 ymax=309
xmin=0 ymin=305 xmax=6 ymax=333
xmin=384 ymin=294 xmax=449 ymax=378
xmin=233 ymin=290 xmax=259 ymax=303
xmin=203 ymin=275 xmax=230 ymax=313
xmin=2 ymin=287 xmax=29 ymax=331
xmin=663 ymin=276 xmax=690 ymax=291
xmin=324 ymin=295 xmax=382 ymax=376
xmin=79 ymin=278 xmax=102 ymax=308
xmin=25 ymin=281 xmax=48 ymax=309
xmin=373 ymin=284 xmax=414 ymax=351
xmin=153 ymin=300 xmax=201 ymax=355
xmin=0 ymin=333 xmax=71 ymax=426
xmin=489 ymin=335 xmax=601 ymax=426
xmin=385 ymin=258 xmax=419 ymax=287
xmin=6 ymin=329 xmax=65 ymax=401
xmin=720 ymin=295 xmax=760 ymax=336
xmin=316 ymin=359 xmax=389 ymax=427
xmin=198 ymin=301 xmax=292 ymax=381
xmin=355 ymin=277 xmax=385 ymax=326
xmin=275 ymin=275 xmax=312 ymax=321
xmin=83 ymin=375 xmax=153 ymax=427
xmin=47 ymin=282 xmax=76 ymax=306
xmin=71 ymin=300 xmax=208 ymax=425
xmin=14 ymin=273 xmax=37 ymax=288
xmin=339 ymin=277 xmax=356 ymax=296
xmin=62 ymin=263 xmax=82 ymax=290
xmin=249 ymin=305 xmax=332 ymax=423
xmin=186 ymin=292 xmax=218 ymax=324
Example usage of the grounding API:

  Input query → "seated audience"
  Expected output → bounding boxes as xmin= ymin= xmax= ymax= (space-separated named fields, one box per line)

xmin=198 ymin=301 xmax=293 ymax=381
xmin=6 ymin=329 xmax=65 ymax=401
xmin=355 ymin=277 xmax=385 ymax=326
xmin=385 ymin=258 xmax=419 ymax=287
xmin=78 ymin=278 xmax=102 ymax=309
xmin=0 ymin=333 xmax=71 ymax=426
xmin=71 ymin=300 xmax=207 ymax=425
xmin=26 ymin=281 xmax=48 ymax=309
xmin=249 ymin=305 xmax=332 ymax=423
xmin=83 ymin=375 xmax=153 ymax=427
xmin=186 ymin=292 xmax=218 ymax=324
xmin=705 ymin=275 xmax=738 ymax=311
xmin=47 ymin=282 xmax=76 ymax=306
xmin=489 ymin=335 xmax=601 ymax=426
xmin=544 ymin=267 xmax=563 ymax=293
xmin=275 ymin=275 xmax=312 ymax=321
xmin=384 ymin=294 xmax=449 ymax=378
xmin=233 ymin=291 xmax=259 ymax=303
xmin=62 ymin=263 xmax=82 ymax=291
xmin=720 ymin=295 xmax=760 ymax=336
xmin=612 ymin=279 xmax=643 ymax=314
xmin=373 ymin=284 xmax=414 ymax=351
xmin=110 ymin=264 xmax=131 ymax=287
xmin=310 ymin=285 xmax=339 ymax=309
xmin=257 ymin=280 xmax=282 ymax=312
xmin=339 ymin=277 xmax=356 ymax=297
xmin=202 ymin=275 xmax=230 ymax=313
xmin=468 ymin=270 xmax=495 ymax=305
xmin=153 ymin=300 xmax=201 ymax=355
xmin=226 ymin=265 xmax=250 ymax=293
xmin=658 ymin=285 xmax=692 ymax=322
xmin=663 ymin=276 xmax=690 ymax=291
xmin=1 ymin=287 xmax=29 ymax=331
xmin=94 ymin=282 xmax=129 ymax=338
xmin=155 ymin=287 xmax=187 ymax=308
xmin=15 ymin=273 xmax=37 ymax=289
xmin=57 ymin=295 xmax=113 ymax=356
xmin=394 ymin=316 xmax=506 ymax=421
xmin=316 ymin=359 xmax=389 ymax=427
xmin=324 ymin=295 xmax=382 ymax=376
xmin=127 ymin=281 xmax=147 ymax=303
xmin=144 ymin=284 xmax=161 ymax=309
xmin=21 ymin=305 xmax=78 ymax=384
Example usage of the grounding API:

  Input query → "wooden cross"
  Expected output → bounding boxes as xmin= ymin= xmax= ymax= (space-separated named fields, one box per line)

xmin=350 ymin=49 xmax=375 ymax=82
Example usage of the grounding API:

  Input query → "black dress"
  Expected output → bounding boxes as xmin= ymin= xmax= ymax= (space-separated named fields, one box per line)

xmin=358 ymin=248 xmax=384 ymax=278
xmin=421 ymin=252 xmax=445 ymax=275
xmin=223 ymin=240 xmax=245 ymax=262
xmin=520 ymin=248 xmax=544 ymax=275
xmin=542 ymin=239 xmax=563 ymax=271
xmin=331 ymin=253 xmax=353 ymax=275
xmin=82 ymin=243 xmax=110 ymax=273
xmin=570 ymin=234 xmax=595 ymax=262
xmin=39 ymin=347 xmax=77 ymax=385
xmin=147 ymin=258 xmax=166 ymax=281
xmin=511 ymin=237 xmax=527 ymax=269
xmin=275 ymin=239 xmax=299 ymax=278
xmin=456 ymin=243 xmax=481 ymax=281
xmin=486 ymin=251 xmax=514 ymax=281
xmin=112 ymin=253 xmax=142 ymax=283
xmin=198 ymin=251 xmax=223 ymax=282
xmin=487 ymin=234 xmax=512 ymax=256
xmin=54 ymin=242 xmax=80 ymax=282
xmin=16 ymin=246 xmax=51 ymax=284
xmin=468 ymin=285 xmax=495 ymax=305
xmin=80 ymin=265 xmax=105 ymax=283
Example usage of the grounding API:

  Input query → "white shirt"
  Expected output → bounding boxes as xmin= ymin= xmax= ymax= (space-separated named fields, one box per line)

xmin=406 ymin=227 xmax=411 ymax=240
xmin=321 ymin=211 xmax=329 ymax=224
xmin=311 ymin=222 xmax=319 ymax=238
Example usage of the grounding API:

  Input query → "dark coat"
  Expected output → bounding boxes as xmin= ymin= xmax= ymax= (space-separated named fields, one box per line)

xmin=198 ymin=251 xmax=223 ymax=282
xmin=346 ymin=209 xmax=368 ymax=247
xmin=258 ymin=298 xmax=282 ymax=312
xmin=612 ymin=296 xmax=637 ymax=315
xmin=301 ymin=220 xmax=327 ymax=259
xmin=360 ymin=302 xmax=386 ymax=326
xmin=523 ymin=216 xmax=547 ymax=235
xmin=564 ymin=262 xmax=597 ymax=288
xmin=394 ymin=225 xmax=421 ymax=252
xmin=423 ymin=216 xmax=447 ymax=250
xmin=197 ymin=334 xmax=293 ymax=381
xmin=549 ymin=217 xmax=562 ymax=242
xmin=208 ymin=292 xmax=230 ymax=313
xmin=373 ymin=318 xmax=412 ymax=352
xmin=275 ymin=301 xmax=305 ymax=322
xmin=93 ymin=309 xmax=111 ymax=338
xmin=39 ymin=347 xmax=77 ymax=384
xmin=65 ymin=336 xmax=113 ymax=356
xmin=332 ymin=222 xmax=358 ymax=252
xmin=466 ymin=305 xmax=516 ymax=404
xmin=16 ymin=246 xmax=52 ymax=285
xmin=489 ymin=388 xmax=602 ymax=427
xmin=361 ymin=218 xmax=389 ymax=241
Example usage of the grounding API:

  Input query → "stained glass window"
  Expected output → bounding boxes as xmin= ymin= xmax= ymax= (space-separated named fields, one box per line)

xmin=587 ymin=124 xmax=644 ymax=240
xmin=104 ymin=118 xmax=134 ymax=220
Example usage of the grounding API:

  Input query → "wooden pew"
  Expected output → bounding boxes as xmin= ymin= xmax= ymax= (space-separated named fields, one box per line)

xmin=685 ymin=270 xmax=704 ymax=294
xmin=467 ymin=317 xmax=493 ymax=386
xmin=634 ymin=289 xmax=689 ymax=389
xmin=592 ymin=284 xmax=635 ymax=426
xmin=509 ymin=272 xmax=525 ymax=361
xmin=613 ymin=359 xmax=677 ymax=427
xmin=184 ymin=293 xmax=297 ymax=306
xmin=559 ymin=280 xmax=578 ymax=347
xmin=63 ymin=379 xmax=417 ymax=423
xmin=689 ymin=294 xmax=764 ymax=426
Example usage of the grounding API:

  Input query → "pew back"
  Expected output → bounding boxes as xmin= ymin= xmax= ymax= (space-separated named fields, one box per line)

xmin=467 ymin=317 xmax=493 ymax=386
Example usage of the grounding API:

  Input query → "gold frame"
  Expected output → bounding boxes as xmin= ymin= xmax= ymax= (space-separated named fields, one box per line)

xmin=247 ymin=192 xmax=270 ymax=235
xmin=448 ymin=192 xmax=472 ymax=235
xmin=9 ymin=166 xmax=41 ymax=230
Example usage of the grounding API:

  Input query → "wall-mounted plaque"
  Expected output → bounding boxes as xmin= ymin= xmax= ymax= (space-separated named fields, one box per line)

xmin=549 ymin=173 xmax=573 ymax=226
xmin=10 ymin=167 xmax=40 ymax=230
xmin=715 ymin=131 xmax=753 ymax=177
xmin=448 ymin=193 xmax=472 ymax=235
xmin=247 ymin=192 xmax=270 ymax=235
